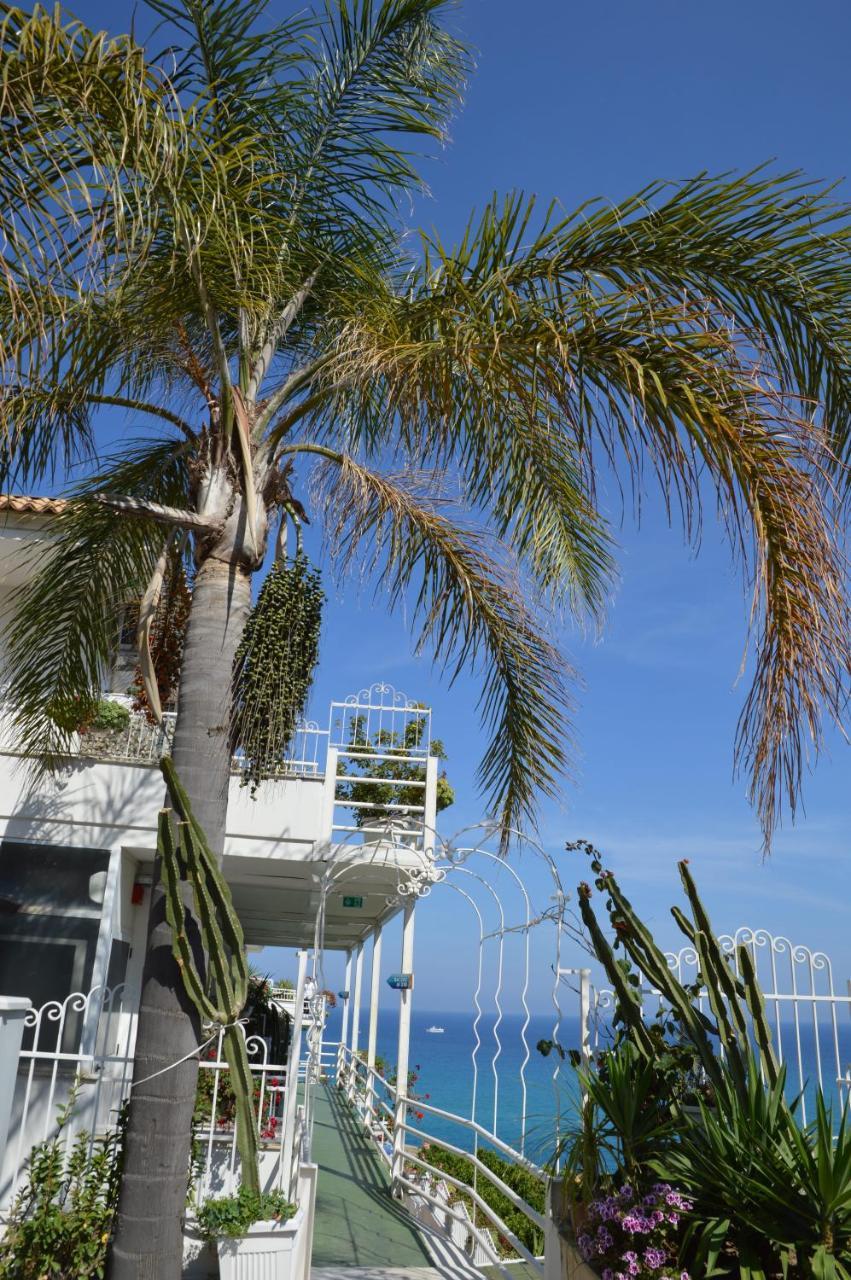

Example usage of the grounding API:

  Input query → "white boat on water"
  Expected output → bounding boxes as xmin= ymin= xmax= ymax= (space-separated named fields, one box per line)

xmin=426 ymin=1025 xmax=444 ymax=1033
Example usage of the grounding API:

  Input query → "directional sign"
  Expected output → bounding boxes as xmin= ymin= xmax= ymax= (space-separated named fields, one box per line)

xmin=342 ymin=896 xmax=363 ymax=909
xmin=386 ymin=973 xmax=414 ymax=991
xmin=338 ymin=991 xmax=350 ymax=1000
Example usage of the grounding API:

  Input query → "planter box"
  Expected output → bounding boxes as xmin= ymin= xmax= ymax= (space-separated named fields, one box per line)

xmin=216 ymin=1208 xmax=304 ymax=1280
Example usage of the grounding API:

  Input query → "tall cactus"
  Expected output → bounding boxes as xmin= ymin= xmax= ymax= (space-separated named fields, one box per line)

xmin=578 ymin=855 xmax=779 ymax=1101
xmin=158 ymin=757 xmax=260 ymax=1195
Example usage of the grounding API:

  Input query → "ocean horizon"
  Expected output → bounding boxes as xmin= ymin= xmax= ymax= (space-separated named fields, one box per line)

xmin=321 ymin=1005 xmax=851 ymax=1162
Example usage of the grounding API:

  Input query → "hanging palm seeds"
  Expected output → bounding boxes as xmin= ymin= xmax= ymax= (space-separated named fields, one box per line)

xmin=231 ymin=554 xmax=324 ymax=795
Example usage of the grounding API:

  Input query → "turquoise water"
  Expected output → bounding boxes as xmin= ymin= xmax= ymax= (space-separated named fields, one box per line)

xmin=324 ymin=1006 xmax=851 ymax=1161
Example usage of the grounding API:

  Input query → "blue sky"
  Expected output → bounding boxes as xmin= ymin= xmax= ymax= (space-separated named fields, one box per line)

xmin=64 ymin=0 xmax=851 ymax=1007
xmin=299 ymin=0 xmax=851 ymax=1007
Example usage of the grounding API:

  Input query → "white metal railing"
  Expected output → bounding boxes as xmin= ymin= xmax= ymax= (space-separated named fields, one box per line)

xmin=586 ymin=927 xmax=851 ymax=1125
xmin=1 ymin=986 xmax=307 ymax=1216
xmin=191 ymin=1028 xmax=291 ymax=1206
xmin=2 ymin=985 xmax=135 ymax=1212
xmin=336 ymin=1042 xmax=552 ymax=1277
xmin=19 ymin=704 xmax=329 ymax=779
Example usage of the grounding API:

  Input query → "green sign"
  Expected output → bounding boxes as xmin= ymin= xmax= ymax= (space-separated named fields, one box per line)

xmin=342 ymin=896 xmax=363 ymax=909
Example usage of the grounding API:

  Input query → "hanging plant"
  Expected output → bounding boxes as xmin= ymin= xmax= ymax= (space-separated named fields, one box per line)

xmin=231 ymin=552 xmax=324 ymax=795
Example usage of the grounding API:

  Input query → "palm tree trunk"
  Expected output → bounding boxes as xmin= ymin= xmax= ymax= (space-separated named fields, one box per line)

xmin=109 ymin=554 xmax=252 ymax=1279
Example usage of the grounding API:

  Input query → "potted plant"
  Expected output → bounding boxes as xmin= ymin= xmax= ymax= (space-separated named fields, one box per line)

xmin=197 ymin=1186 xmax=300 ymax=1280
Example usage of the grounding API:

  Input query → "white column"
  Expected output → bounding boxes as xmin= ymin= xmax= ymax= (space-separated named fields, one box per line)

xmin=366 ymin=924 xmax=383 ymax=1123
xmin=281 ymin=950 xmax=309 ymax=1198
xmin=338 ymin=950 xmax=352 ymax=1085
xmin=391 ymin=898 xmax=415 ymax=1191
xmin=80 ymin=847 xmax=122 ymax=1054
xmin=423 ymin=753 xmax=438 ymax=847
xmin=347 ymin=941 xmax=364 ymax=1103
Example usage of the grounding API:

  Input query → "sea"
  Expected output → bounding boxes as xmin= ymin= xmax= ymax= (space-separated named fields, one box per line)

xmin=321 ymin=1006 xmax=851 ymax=1163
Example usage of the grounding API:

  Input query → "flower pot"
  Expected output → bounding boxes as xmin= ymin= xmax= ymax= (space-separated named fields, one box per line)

xmin=216 ymin=1208 xmax=303 ymax=1280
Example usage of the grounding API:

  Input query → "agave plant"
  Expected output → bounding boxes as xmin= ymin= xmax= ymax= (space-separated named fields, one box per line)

xmin=658 ymin=1060 xmax=851 ymax=1280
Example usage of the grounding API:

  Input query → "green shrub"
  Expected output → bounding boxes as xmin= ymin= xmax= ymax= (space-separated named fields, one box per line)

xmin=0 ymin=1095 xmax=123 ymax=1279
xmin=89 ymin=699 xmax=131 ymax=733
xmin=421 ymin=1143 xmax=545 ymax=1258
xmin=196 ymin=1186 xmax=297 ymax=1241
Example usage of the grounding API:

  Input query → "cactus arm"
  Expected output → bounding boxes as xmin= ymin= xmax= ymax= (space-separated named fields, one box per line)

xmin=597 ymin=875 xmax=731 ymax=1091
xmin=601 ymin=876 xmax=724 ymax=1087
xmin=178 ymin=821 xmax=241 ymax=1019
xmin=693 ymin=932 xmax=747 ymax=1097
xmin=157 ymin=811 xmax=220 ymax=1023
xmin=738 ymin=944 xmax=781 ymax=1088
xmin=678 ymin=861 xmax=745 ymax=999
xmin=156 ymin=759 xmax=261 ymax=1194
xmin=578 ymin=891 xmax=655 ymax=1057
xmin=222 ymin=1025 xmax=261 ymax=1197
xmin=695 ymin=931 xmax=749 ymax=1043
xmin=161 ymin=757 xmax=248 ymax=989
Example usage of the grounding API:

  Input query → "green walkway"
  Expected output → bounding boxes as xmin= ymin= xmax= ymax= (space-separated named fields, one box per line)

xmin=311 ymin=1082 xmax=432 ymax=1270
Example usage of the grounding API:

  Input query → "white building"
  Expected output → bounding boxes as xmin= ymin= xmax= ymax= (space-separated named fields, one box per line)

xmin=0 ymin=495 xmax=440 ymax=1230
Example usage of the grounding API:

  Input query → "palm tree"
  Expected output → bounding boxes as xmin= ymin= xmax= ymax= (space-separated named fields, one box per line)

xmin=1 ymin=0 xmax=850 ymax=1272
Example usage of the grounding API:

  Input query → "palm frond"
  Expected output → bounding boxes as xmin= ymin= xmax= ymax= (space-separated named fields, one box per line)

xmin=3 ymin=439 xmax=192 ymax=770
xmin=306 ymin=447 xmax=575 ymax=845
xmin=319 ymin=179 xmax=851 ymax=847
xmin=291 ymin=0 xmax=469 ymax=236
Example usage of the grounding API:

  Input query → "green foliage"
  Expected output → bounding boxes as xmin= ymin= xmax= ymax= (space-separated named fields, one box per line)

xmin=196 ymin=1186 xmax=296 ymax=1242
xmin=50 ymin=696 xmax=131 ymax=736
xmin=157 ymin=757 xmax=260 ymax=1195
xmin=657 ymin=1061 xmax=851 ymax=1280
xmin=580 ymin=1041 xmax=676 ymax=1179
xmin=0 ymin=1093 xmax=123 ymax=1279
xmin=89 ymin=699 xmax=131 ymax=733
xmin=573 ymin=839 xmax=778 ymax=1105
xmin=4 ymin=443 xmax=192 ymax=769
xmin=336 ymin=713 xmax=454 ymax=830
xmin=420 ymin=1142 xmax=545 ymax=1259
xmin=575 ymin=844 xmax=851 ymax=1279
xmin=232 ymin=555 xmax=324 ymax=796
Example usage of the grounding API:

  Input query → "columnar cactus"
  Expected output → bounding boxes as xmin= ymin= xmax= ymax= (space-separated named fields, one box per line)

xmin=578 ymin=855 xmax=779 ymax=1098
xmin=158 ymin=757 xmax=260 ymax=1195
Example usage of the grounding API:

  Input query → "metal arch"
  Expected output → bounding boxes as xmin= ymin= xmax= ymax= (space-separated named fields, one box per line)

xmin=443 ymin=849 xmax=533 ymax=1154
xmin=445 ymin=865 xmax=506 ymax=1138
xmin=437 ymin=822 xmax=582 ymax=1145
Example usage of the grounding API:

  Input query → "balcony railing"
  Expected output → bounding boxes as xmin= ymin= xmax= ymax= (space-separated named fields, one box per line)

xmin=5 ymin=705 xmax=330 ymax=781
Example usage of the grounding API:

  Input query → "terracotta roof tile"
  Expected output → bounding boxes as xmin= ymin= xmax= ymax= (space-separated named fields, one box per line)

xmin=0 ymin=494 xmax=68 ymax=515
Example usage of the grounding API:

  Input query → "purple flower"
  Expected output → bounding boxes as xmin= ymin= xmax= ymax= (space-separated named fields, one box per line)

xmin=644 ymin=1247 xmax=668 ymax=1269
xmin=621 ymin=1215 xmax=642 ymax=1233
xmin=680 ymin=1272 xmax=691 ymax=1280
xmin=597 ymin=1228 xmax=614 ymax=1251
xmin=652 ymin=1210 xmax=664 ymax=1226
xmin=667 ymin=1213 xmax=680 ymax=1227
xmin=619 ymin=1184 xmax=635 ymax=1201
xmin=577 ymin=1234 xmax=593 ymax=1259
xmin=602 ymin=1270 xmax=614 ymax=1280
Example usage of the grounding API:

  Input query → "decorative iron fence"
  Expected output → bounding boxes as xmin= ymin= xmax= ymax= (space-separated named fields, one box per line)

xmin=587 ymin=927 xmax=851 ymax=1123
xmin=64 ymin=708 xmax=329 ymax=778
xmin=1 ymin=986 xmax=303 ymax=1217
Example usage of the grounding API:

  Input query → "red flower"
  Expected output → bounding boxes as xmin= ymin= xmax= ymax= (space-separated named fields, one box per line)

xmin=416 ymin=1112 xmax=424 ymax=1120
